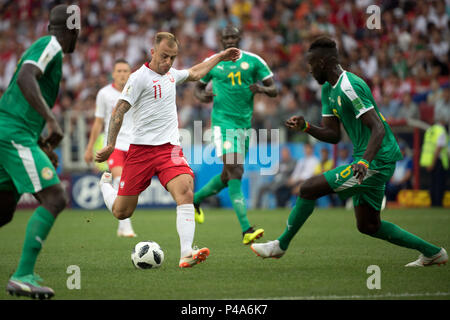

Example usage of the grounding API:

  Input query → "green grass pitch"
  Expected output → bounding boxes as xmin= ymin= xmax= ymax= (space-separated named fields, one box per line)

xmin=0 ymin=207 xmax=449 ymax=300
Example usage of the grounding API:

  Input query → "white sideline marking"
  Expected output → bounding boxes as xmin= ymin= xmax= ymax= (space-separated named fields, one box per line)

xmin=225 ymin=292 xmax=450 ymax=300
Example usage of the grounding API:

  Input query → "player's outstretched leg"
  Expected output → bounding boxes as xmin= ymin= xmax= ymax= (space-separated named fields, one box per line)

xmin=167 ymin=173 xmax=210 ymax=268
xmin=354 ymin=204 xmax=446 ymax=267
xmin=8 ymin=184 xmax=67 ymax=299
xmin=193 ymin=174 xmax=227 ymax=224
xmin=252 ymin=175 xmax=332 ymax=258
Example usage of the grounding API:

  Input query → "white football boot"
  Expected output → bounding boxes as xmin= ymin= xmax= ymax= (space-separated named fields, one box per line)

xmin=179 ymin=247 xmax=210 ymax=268
xmin=251 ymin=240 xmax=285 ymax=259
xmin=405 ymin=248 xmax=448 ymax=267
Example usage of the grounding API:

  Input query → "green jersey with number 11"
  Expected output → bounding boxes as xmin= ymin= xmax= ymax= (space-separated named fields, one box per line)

xmin=200 ymin=50 xmax=273 ymax=129
xmin=321 ymin=70 xmax=402 ymax=164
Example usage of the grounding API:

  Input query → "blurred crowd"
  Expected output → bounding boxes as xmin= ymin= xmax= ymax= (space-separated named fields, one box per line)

xmin=0 ymin=0 xmax=449 ymax=141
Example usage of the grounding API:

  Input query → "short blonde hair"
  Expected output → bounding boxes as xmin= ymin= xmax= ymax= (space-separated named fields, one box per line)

xmin=154 ymin=32 xmax=179 ymax=48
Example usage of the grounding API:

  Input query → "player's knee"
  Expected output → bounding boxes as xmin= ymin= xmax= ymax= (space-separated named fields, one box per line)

xmin=298 ymin=181 xmax=316 ymax=200
xmin=225 ymin=165 xmax=243 ymax=180
xmin=175 ymin=185 xmax=194 ymax=205
xmin=43 ymin=188 xmax=68 ymax=215
xmin=356 ymin=221 xmax=380 ymax=235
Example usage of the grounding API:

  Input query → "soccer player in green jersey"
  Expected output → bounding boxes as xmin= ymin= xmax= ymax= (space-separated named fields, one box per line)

xmin=1 ymin=4 xmax=79 ymax=299
xmin=251 ymin=37 xmax=447 ymax=267
xmin=193 ymin=26 xmax=278 ymax=245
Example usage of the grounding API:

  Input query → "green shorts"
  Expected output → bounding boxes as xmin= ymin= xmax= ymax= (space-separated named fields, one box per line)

xmin=212 ymin=126 xmax=250 ymax=157
xmin=0 ymin=138 xmax=60 ymax=195
xmin=323 ymin=159 xmax=396 ymax=211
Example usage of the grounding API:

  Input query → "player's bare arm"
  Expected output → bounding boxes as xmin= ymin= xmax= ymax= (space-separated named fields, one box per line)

xmin=95 ymin=99 xmax=131 ymax=162
xmin=351 ymin=109 xmax=385 ymax=183
xmin=17 ymin=63 xmax=63 ymax=148
xmin=84 ymin=117 xmax=104 ymax=163
xmin=194 ymin=81 xmax=215 ymax=103
xmin=285 ymin=115 xmax=341 ymax=144
xmin=249 ymin=77 xmax=278 ymax=97
xmin=187 ymin=48 xmax=240 ymax=81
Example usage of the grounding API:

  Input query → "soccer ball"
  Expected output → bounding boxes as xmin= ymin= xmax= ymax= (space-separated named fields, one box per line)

xmin=131 ymin=241 xmax=164 ymax=269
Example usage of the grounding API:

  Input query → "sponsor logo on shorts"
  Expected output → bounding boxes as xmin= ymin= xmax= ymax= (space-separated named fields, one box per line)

xmin=41 ymin=167 xmax=54 ymax=180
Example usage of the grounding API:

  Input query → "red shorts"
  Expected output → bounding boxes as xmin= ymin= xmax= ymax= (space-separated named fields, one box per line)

xmin=117 ymin=143 xmax=194 ymax=196
xmin=108 ymin=148 xmax=128 ymax=170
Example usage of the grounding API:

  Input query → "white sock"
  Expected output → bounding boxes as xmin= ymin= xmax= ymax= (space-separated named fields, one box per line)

xmin=176 ymin=204 xmax=195 ymax=258
xmin=119 ymin=218 xmax=133 ymax=231
xmin=113 ymin=177 xmax=121 ymax=189
xmin=100 ymin=183 xmax=117 ymax=213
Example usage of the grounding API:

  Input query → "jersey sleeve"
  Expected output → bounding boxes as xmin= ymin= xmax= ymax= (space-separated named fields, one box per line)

xmin=253 ymin=55 xmax=273 ymax=81
xmin=95 ymin=90 xmax=106 ymax=119
xmin=23 ymin=36 xmax=63 ymax=74
xmin=170 ymin=68 xmax=190 ymax=84
xmin=340 ymin=75 xmax=374 ymax=119
xmin=321 ymin=84 xmax=334 ymax=117
xmin=119 ymin=71 xmax=144 ymax=107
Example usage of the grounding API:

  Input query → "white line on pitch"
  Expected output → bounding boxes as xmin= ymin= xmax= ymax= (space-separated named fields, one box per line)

xmin=224 ymin=292 xmax=450 ymax=300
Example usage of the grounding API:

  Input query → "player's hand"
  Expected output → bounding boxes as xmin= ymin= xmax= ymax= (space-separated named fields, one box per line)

xmin=38 ymin=138 xmax=59 ymax=169
xmin=351 ymin=162 xmax=368 ymax=185
xmin=44 ymin=118 xmax=64 ymax=148
xmin=95 ymin=145 xmax=114 ymax=163
xmin=221 ymin=48 xmax=240 ymax=62
xmin=200 ymin=90 xmax=215 ymax=103
xmin=285 ymin=116 xmax=306 ymax=132
xmin=84 ymin=148 xmax=93 ymax=164
xmin=249 ymin=83 xmax=262 ymax=94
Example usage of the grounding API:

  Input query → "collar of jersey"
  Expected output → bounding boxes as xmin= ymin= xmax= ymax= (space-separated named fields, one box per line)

xmin=331 ymin=70 xmax=346 ymax=89
xmin=144 ymin=62 xmax=164 ymax=77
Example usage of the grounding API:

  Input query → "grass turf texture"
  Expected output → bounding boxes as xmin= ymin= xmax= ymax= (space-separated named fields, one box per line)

xmin=0 ymin=208 xmax=449 ymax=300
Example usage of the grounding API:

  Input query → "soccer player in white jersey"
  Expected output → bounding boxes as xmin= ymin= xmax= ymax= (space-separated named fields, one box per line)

xmin=84 ymin=59 xmax=136 ymax=238
xmin=95 ymin=32 xmax=240 ymax=268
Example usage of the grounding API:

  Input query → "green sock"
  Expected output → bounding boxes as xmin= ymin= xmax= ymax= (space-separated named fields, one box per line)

xmin=13 ymin=207 xmax=55 ymax=277
xmin=278 ymin=197 xmax=316 ymax=251
xmin=194 ymin=174 xmax=226 ymax=205
xmin=228 ymin=179 xmax=251 ymax=232
xmin=372 ymin=220 xmax=441 ymax=257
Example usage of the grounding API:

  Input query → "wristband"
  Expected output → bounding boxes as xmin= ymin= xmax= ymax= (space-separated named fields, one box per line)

xmin=357 ymin=159 xmax=369 ymax=169
xmin=302 ymin=120 xmax=310 ymax=132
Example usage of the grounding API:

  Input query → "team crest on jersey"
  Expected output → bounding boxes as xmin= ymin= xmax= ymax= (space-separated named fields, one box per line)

xmin=41 ymin=167 xmax=54 ymax=180
xmin=167 ymin=72 xmax=175 ymax=83
xmin=332 ymin=108 xmax=340 ymax=119
xmin=240 ymin=62 xmax=249 ymax=70
xmin=120 ymin=181 xmax=125 ymax=189
xmin=337 ymin=96 xmax=342 ymax=106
